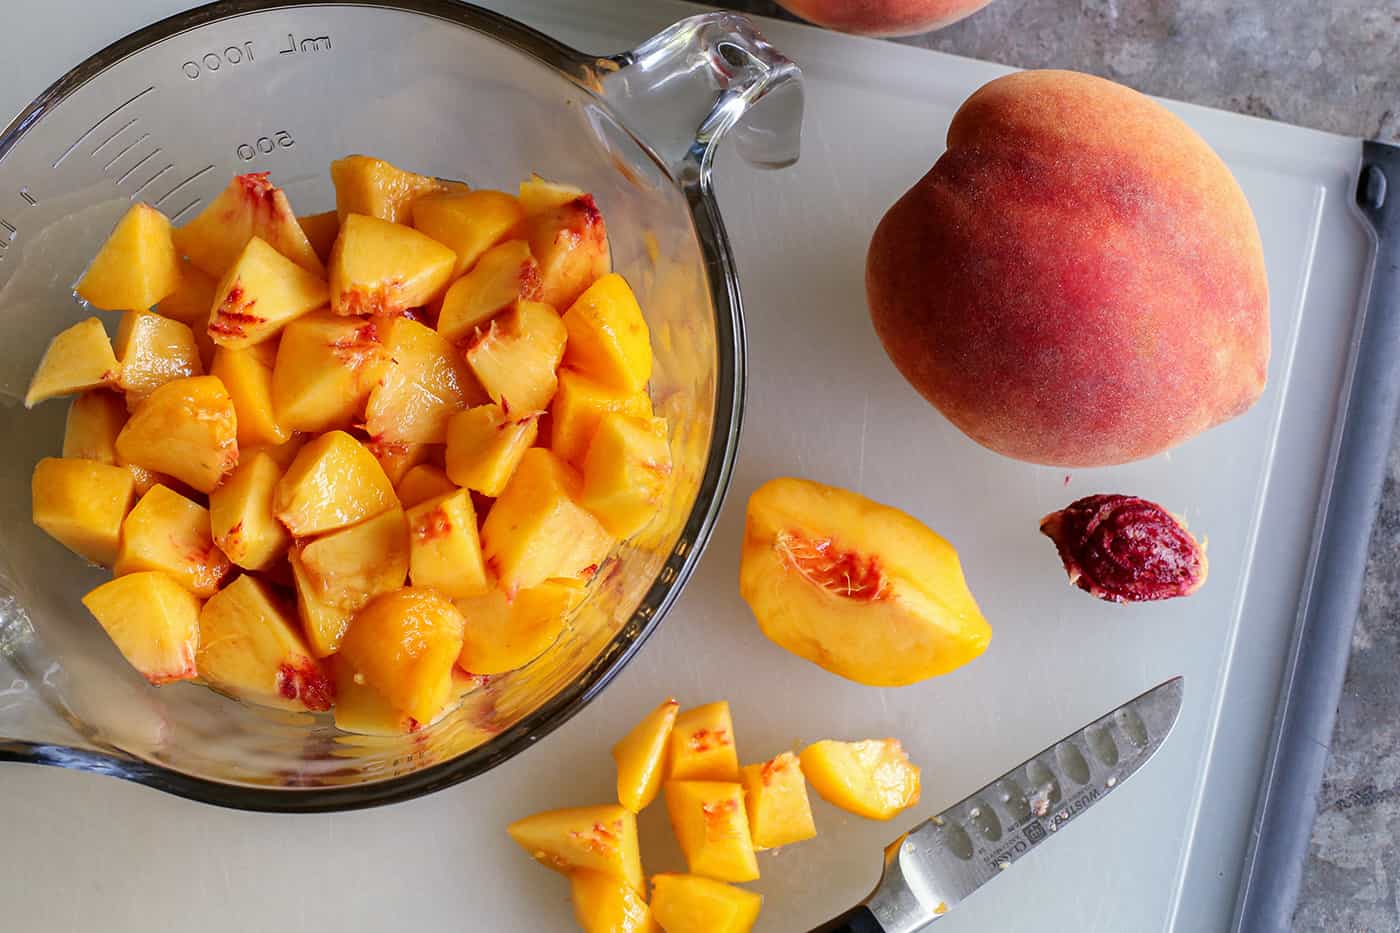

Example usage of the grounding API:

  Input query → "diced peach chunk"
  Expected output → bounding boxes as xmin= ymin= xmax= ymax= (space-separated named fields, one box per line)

xmin=669 ymin=701 xmax=740 ymax=782
xmin=411 ymin=189 xmax=525 ymax=278
xmin=114 ymin=310 xmax=202 ymax=408
xmin=650 ymin=875 xmax=762 ymax=933
xmin=31 ymin=457 xmax=137 ymax=565
xmin=331 ymin=155 xmax=445 ymax=224
xmin=173 ymin=172 xmax=324 ymax=278
xmin=436 ymin=239 xmax=542 ymax=347
xmin=365 ymin=316 xmax=485 ymax=444
xmin=366 ymin=439 xmax=431 ymax=487
xmin=739 ymin=752 xmax=817 ymax=849
xmin=570 ymin=869 xmax=660 ymax=933
xmin=289 ymin=548 xmax=353 ymax=658
xmin=444 ymin=403 xmax=539 ymax=496
xmin=525 ymin=194 xmax=611 ymax=309
xmin=465 ymin=300 xmax=567 ymax=413
xmin=77 ymin=203 xmax=182 ymax=310
xmin=271 ymin=310 xmax=387 ymax=433
xmin=799 ymin=738 xmax=921 ymax=820
xmin=62 ymin=390 xmax=125 ymax=463
xmin=211 ymin=339 xmax=288 ymax=446
xmin=297 ymin=506 xmax=409 ymax=612
xmin=209 ymin=451 xmax=291 ymax=571
xmin=338 ymin=587 xmax=465 ymax=724
xmin=25 ymin=317 xmax=120 ymax=407
xmin=454 ymin=577 xmax=583 ymax=675
xmin=581 ymin=414 xmax=671 ymax=538
xmin=114 ymin=375 xmax=238 ymax=493
xmin=273 ymin=430 xmax=396 ymax=536
xmin=328 ymin=213 xmax=455 ymax=316
xmin=664 ymin=781 xmax=760 ymax=882
xmin=244 ymin=435 xmax=307 ymax=469
xmin=395 ymin=463 xmax=458 ymax=510
xmin=405 ymin=489 xmax=488 ymax=598
xmin=562 ymin=273 xmax=652 ymax=393
xmin=550 ymin=370 xmax=653 ymax=467
xmin=297 ymin=211 xmax=340 ymax=265
xmin=612 ymin=697 xmax=680 ymax=813
xmin=480 ymin=448 xmax=613 ymax=596
xmin=506 ymin=804 xmax=643 ymax=892
xmin=155 ymin=263 xmax=218 ymax=326
xmin=82 ymin=571 xmax=202 ymax=685
xmin=518 ymin=174 xmax=586 ymax=215
xmin=208 ymin=237 xmax=330 ymax=349
xmin=114 ymin=484 xmax=231 ymax=597
xmin=197 ymin=574 xmax=333 ymax=711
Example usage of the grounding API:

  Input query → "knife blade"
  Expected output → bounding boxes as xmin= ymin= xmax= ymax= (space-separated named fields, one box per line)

xmin=810 ymin=676 xmax=1185 ymax=933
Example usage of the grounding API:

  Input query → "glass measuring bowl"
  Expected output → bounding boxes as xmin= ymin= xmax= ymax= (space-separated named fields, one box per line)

xmin=0 ymin=0 xmax=802 ymax=810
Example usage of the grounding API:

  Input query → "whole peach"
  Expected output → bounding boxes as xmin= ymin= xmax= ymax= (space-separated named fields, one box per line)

xmin=866 ymin=70 xmax=1269 ymax=467
xmin=775 ymin=0 xmax=996 ymax=36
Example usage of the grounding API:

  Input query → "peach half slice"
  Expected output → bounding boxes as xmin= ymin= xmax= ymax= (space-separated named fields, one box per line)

xmin=738 ymin=477 xmax=991 ymax=687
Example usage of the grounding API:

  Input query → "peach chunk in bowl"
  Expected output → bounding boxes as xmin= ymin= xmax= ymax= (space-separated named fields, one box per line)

xmin=0 ymin=1 xmax=802 ymax=810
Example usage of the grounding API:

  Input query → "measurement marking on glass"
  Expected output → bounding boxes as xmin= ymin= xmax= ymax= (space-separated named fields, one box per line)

xmin=116 ymin=148 xmax=161 ymax=185
xmin=101 ymin=133 xmax=151 ymax=171
xmin=52 ymin=85 xmax=155 ymax=168
xmin=130 ymin=164 xmax=174 ymax=199
xmin=19 ymin=188 xmax=37 ymax=207
xmin=0 ymin=218 xmax=18 ymax=257
xmin=279 ymin=33 xmax=332 ymax=54
xmin=171 ymin=198 xmax=202 ymax=223
xmin=89 ymin=117 xmax=139 ymax=158
xmin=155 ymin=164 xmax=214 ymax=206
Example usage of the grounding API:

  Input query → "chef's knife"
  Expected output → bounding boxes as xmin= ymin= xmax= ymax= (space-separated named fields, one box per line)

xmin=810 ymin=676 xmax=1184 ymax=933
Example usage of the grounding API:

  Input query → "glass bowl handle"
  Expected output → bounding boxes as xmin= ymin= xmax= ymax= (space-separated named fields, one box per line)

xmin=593 ymin=12 xmax=804 ymax=182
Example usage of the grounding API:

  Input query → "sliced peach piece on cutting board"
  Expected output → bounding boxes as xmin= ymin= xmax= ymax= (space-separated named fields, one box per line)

xmin=562 ymin=273 xmax=652 ymax=393
xmin=411 ymin=188 xmax=525 ymax=278
xmin=464 ymin=300 xmax=567 ymax=414
xmin=197 ymin=574 xmax=333 ymax=711
xmin=650 ymin=874 xmax=761 ymax=933
xmin=31 ymin=457 xmax=136 ymax=565
xmin=405 ymin=489 xmax=488 ymax=599
xmin=272 ymin=310 xmax=387 ymax=433
xmin=668 ymin=701 xmax=739 ymax=782
xmin=480 ymin=447 xmax=613 ymax=596
xmin=664 ymin=780 xmax=760 ymax=883
xmin=454 ymin=577 xmax=583 ymax=675
xmin=62 ymin=390 xmax=125 ymax=463
xmin=436 ymin=238 xmax=541 ymax=346
xmin=525 ymin=194 xmax=610 ymax=309
xmin=612 ymin=697 xmax=679 ymax=813
xmin=739 ymin=476 xmax=991 ymax=687
xmin=114 ymin=375 xmax=238 ymax=493
xmin=395 ymin=463 xmax=458 ymax=510
xmin=337 ymin=587 xmax=464 ymax=724
xmin=444 ymin=402 xmax=538 ymax=497
xmin=331 ymin=155 xmax=446 ymax=224
xmin=506 ymin=804 xmax=643 ymax=892
xmin=581 ymin=414 xmax=671 ymax=539
xmin=297 ymin=210 xmax=340 ymax=265
xmin=740 ymin=752 xmax=817 ymax=849
xmin=77 ymin=202 xmax=182 ymax=310
xmin=297 ymin=506 xmax=409 ymax=612
xmin=209 ymin=450 xmax=291 ymax=572
xmin=25 ymin=317 xmax=120 ymax=407
xmin=365 ymin=315 xmax=485 ymax=444
xmin=570 ymin=869 xmax=660 ymax=933
xmin=549 ymin=370 xmax=653 ymax=468
xmin=273 ymin=430 xmax=396 ymax=536
xmin=329 ymin=213 xmax=455 ymax=316
xmin=114 ymin=310 xmax=202 ymax=408
xmin=115 ymin=484 xmax=230 ymax=597
xmin=174 ymin=172 xmax=324 ymax=278
xmin=208 ymin=236 xmax=329 ymax=349
xmin=799 ymin=738 xmax=920 ymax=820
xmin=211 ymin=339 xmax=287 ymax=447
xmin=82 ymin=571 xmax=201 ymax=685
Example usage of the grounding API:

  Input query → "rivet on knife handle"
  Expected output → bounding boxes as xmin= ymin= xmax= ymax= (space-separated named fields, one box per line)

xmin=809 ymin=677 xmax=1185 ymax=933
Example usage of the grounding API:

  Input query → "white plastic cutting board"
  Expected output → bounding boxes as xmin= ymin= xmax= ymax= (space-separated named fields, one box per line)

xmin=0 ymin=2 xmax=1374 ymax=931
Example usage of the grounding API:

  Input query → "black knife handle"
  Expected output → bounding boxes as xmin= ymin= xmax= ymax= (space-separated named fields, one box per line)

xmin=808 ymin=904 xmax=885 ymax=933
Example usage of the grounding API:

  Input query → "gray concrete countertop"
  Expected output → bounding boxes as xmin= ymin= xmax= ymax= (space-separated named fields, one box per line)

xmin=720 ymin=2 xmax=1400 ymax=929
